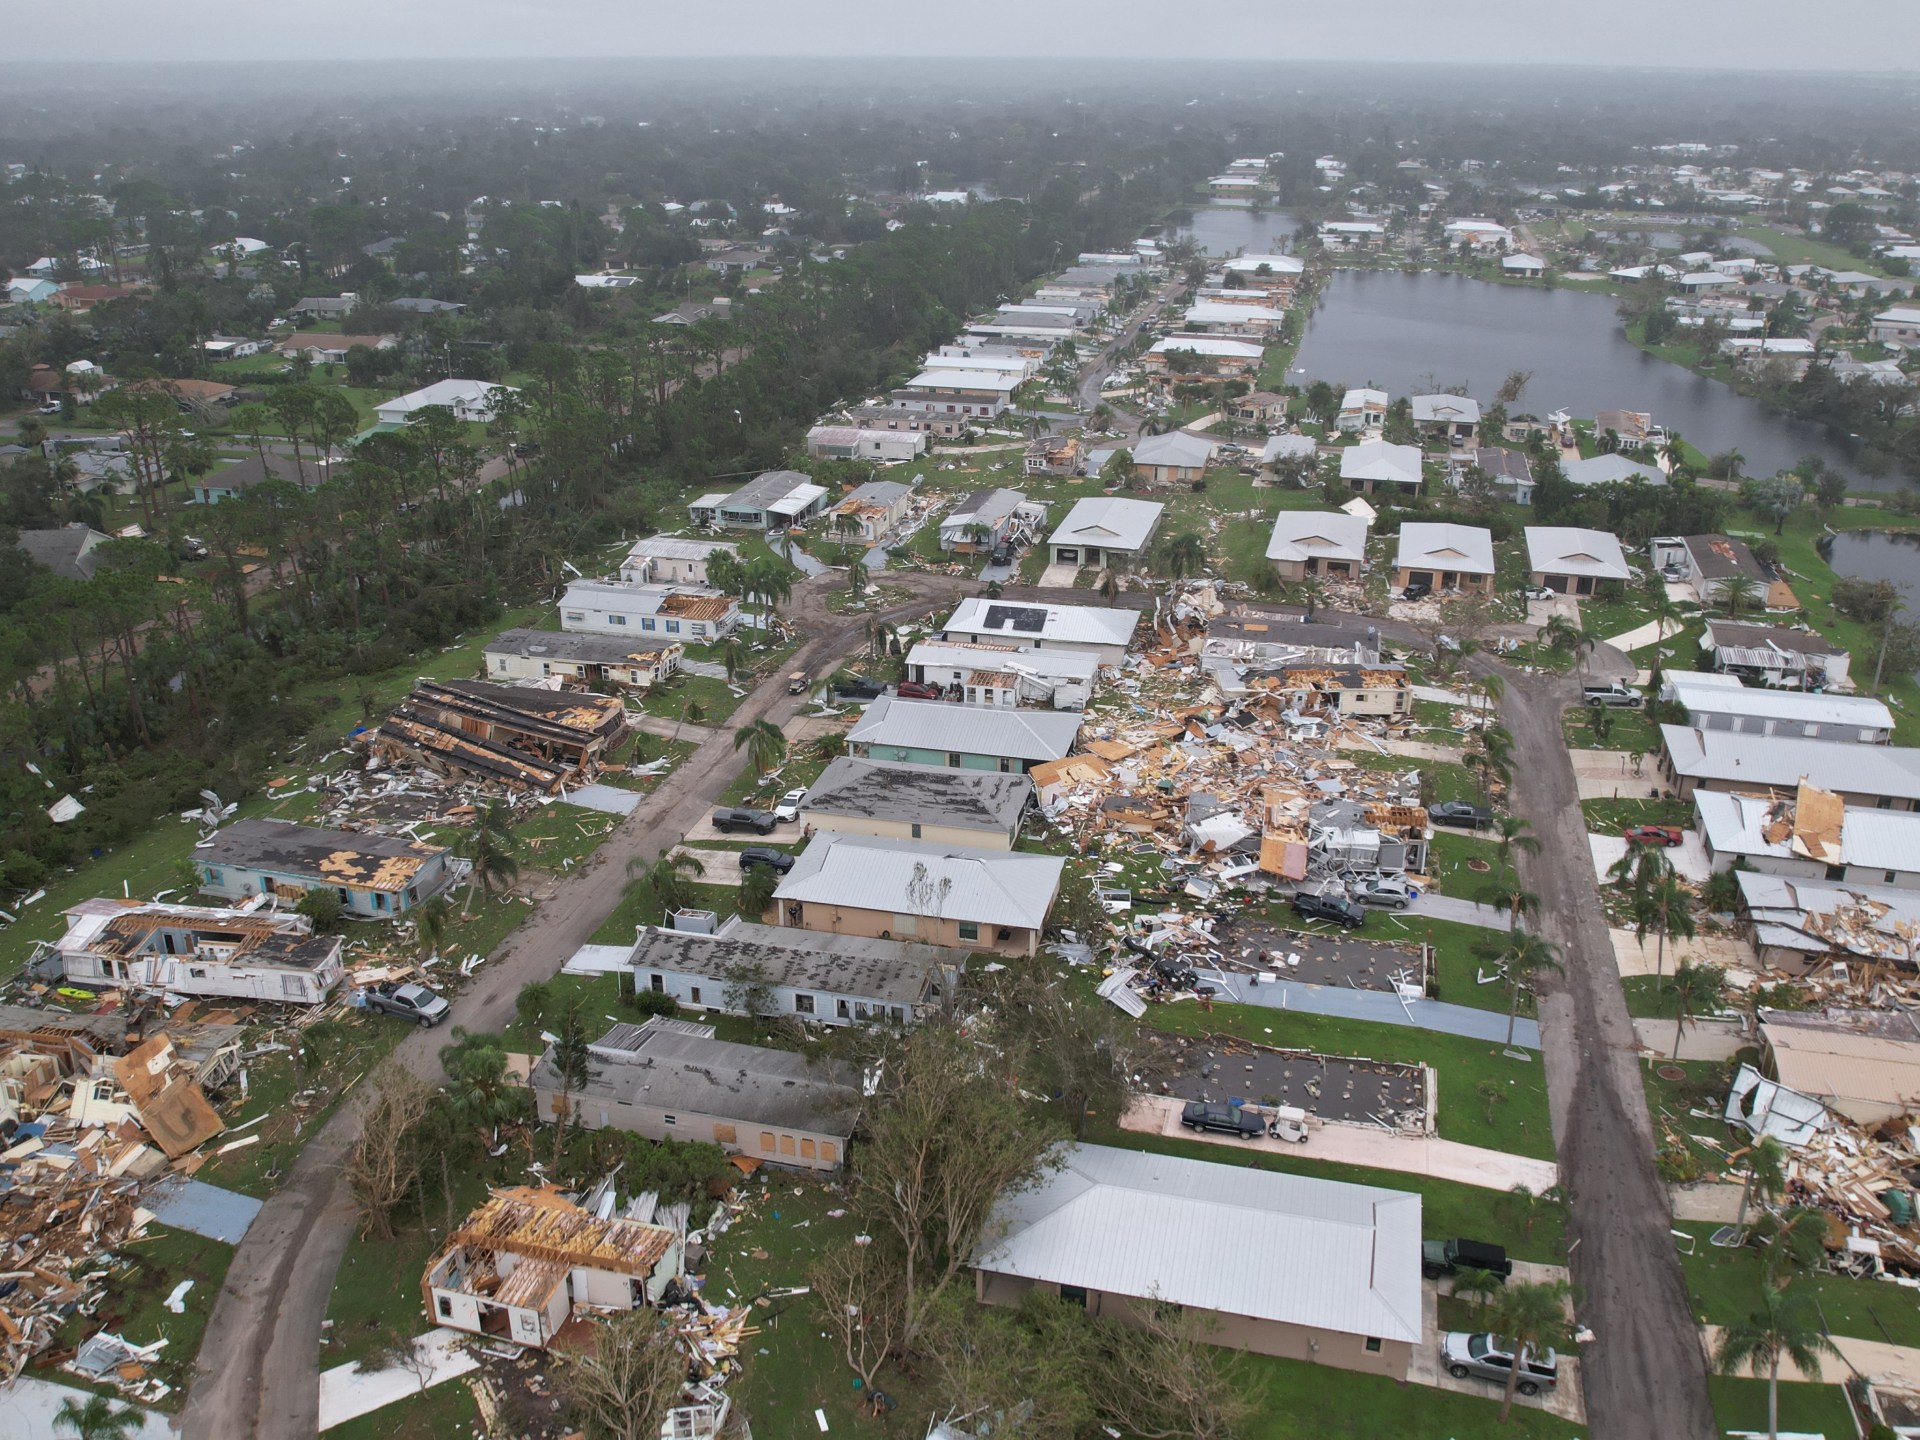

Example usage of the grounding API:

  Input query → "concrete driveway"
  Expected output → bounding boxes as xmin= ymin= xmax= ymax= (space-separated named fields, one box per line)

xmin=1411 ymin=1274 xmax=1588 ymax=1424
xmin=1589 ymin=831 xmax=1713 ymax=884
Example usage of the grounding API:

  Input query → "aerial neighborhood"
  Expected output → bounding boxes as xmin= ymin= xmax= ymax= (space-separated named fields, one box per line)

xmin=1 ymin=52 xmax=1920 ymax=1440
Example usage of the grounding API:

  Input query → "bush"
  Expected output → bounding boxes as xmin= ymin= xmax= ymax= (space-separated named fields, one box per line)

xmin=625 ymin=989 xmax=680 ymax=1018
xmin=295 ymin=887 xmax=344 ymax=932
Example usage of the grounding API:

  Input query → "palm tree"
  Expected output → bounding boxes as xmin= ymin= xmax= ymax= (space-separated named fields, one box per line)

xmin=1499 ymin=930 xmax=1563 ymax=1049
xmin=1721 ymin=574 xmax=1759 ymax=618
xmin=53 ymin=1395 xmax=144 ymax=1440
xmin=458 ymin=800 xmax=521 ymax=914
xmin=1540 ymin=613 xmax=1580 ymax=666
xmin=1733 ymin=1136 xmax=1787 ymax=1232
xmin=1476 ymin=667 xmax=1505 ymax=722
xmin=1451 ymin=1266 xmax=1505 ymax=1321
xmin=439 ymin=1027 xmax=522 ymax=1139
xmin=412 ymin=896 xmax=452 ymax=963
xmin=673 ymin=695 xmax=706 ymax=742
xmin=737 ymin=860 xmax=781 ymax=919
xmin=1669 ymin=961 xmax=1725 ymax=1058
xmin=1157 ymin=531 xmax=1207 ymax=583
xmin=719 ymin=637 xmax=746 ymax=684
xmin=1638 ymin=870 xmax=1696 ymax=992
xmin=734 ymin=717 xmax=788 ymax=776
xmin=846 ymin=552 xmax=868 ymax=599
xmin=1714 ymin=1285 xmax=1838 ymax=1440
xmin=1749 ymin=1205 xmax=1831 ymax=1289
xmin=632 ymin=849 xmax=706 ymax=918
xmin=1491 ymin=817 xmax=1538 ymax=891
xmin=1488 ymin=1280 xmax=1576 ymax=1422
xmin=1097 ymin=568 xmax=1121 ymax=603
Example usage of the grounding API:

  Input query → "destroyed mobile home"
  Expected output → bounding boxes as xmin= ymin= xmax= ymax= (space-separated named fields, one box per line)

xmin=371 ymin=678 xmax=631 ymax=795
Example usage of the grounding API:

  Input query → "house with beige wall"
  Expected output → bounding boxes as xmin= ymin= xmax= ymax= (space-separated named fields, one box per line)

xmin=1391 ymin=523 xmax=1495 ymax=596
xmin=771 ymin=834 xmax=1063 ymax=957
xmin=801 ymin=757 xmax=1033 ymax=850
xmin=530 ymin=1017 xmax=861 ymax=1172
xmin=974 ymin=1144 xmax=1421 ymax=1378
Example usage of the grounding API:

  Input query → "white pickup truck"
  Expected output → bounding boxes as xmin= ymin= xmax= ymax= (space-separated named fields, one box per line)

xmin=1582 ymin=682 xmax=1644 ymax=709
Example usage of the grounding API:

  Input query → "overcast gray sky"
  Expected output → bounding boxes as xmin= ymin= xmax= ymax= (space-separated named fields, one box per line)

xmin=15 ymin=0 xmax=1920 ymax=69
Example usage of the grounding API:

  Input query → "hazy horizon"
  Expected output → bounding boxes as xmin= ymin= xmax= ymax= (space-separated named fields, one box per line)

xmin=9 ymin=0 xmax=1919 ymax=72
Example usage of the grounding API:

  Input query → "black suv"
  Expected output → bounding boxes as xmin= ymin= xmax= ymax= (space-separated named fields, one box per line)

xmin=1179 ymin=1101 xmax=1265 ymax=1140
xmin=712 ymin=807 xmax=776 ymax=835
xmin=832 ymin=676 xmax=886 ymax=701
xmin=739 ymin=847 xmax=795 ymax=874
xmin=1291 ymin=891 xmax=1366 ymax=929
xmin=1401 ymin=580 xmax=1433 ymax=602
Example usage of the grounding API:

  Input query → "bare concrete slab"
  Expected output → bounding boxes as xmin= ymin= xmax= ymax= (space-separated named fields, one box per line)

xmin=1152 ymin=1032 xmax=1428 ymax=1128
xmin=1590 ymin=831 xmax=1713 ymax=884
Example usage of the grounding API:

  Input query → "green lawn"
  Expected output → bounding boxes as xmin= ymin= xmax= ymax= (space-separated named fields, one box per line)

xmin=1425 ymin=828 xmax=1508 ymax=908
xmin=1675 ymin=1222 xmax=1920 ymax=1348
xmin=1735 ymin=223 xmax=1896 ymax=276
xmin=1239 ymin=1349 xmax=1585 ymax=1438
xmin=322 ymin=1377 xmax=482 ymax=1440
xmin=1580 ymin=795 xmax=1693 ymax=834
xmin=1143 ymin=998 xmax=1556 ymax=1160
xmin=1560 ymin=701 xmax=1662 ymax=755
xmin=637 ymin=671 xmax=746 ymax=726
xmin=1709 ymin=1374 xmax=1857 ymax=1439
xmin=1419 ymin=914 xmax=1528 ymax=1015
xmin=73 ymin=1224 xmax=235 ymax=1409
xmin=1642 ymin=1056 xmax=1739 ymax=1183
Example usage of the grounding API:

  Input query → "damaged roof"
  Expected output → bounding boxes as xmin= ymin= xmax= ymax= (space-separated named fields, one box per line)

xmin=803 ymin=757 xmax=1034 ymax=832
xmin=197 ymin=818 xmax=447 ymax=892
xmin=775 ymin=834 xmax=1063 ymax=929
xmin=449 ymin=1191 xmax=677 ymax=1276
xmin=485 ymin=627 xmax=680 ymax=664
xmin=848 ymin=696 xmax=1082 ymax=763
xmin=630 ymin=919 xmax=964 ymax=1006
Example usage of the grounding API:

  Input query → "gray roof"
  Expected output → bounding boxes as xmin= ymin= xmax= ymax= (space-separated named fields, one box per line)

xmin=1704 ymin=621 xmax=1841 ymax=661
xmin=1663 ymin=725 xmax=1920 ymax=802
xmin=848 ymin=696 xmax=1082 ymax=763
xmin=389 ymin=297 xmax=465 ymax=313
xmin=1410 ymin=394 xmax=1481 ymax=425
xmin=720 ymin=469 xmax=818 ymax=511
xmin=1265 ymin=511 xmax=1368 ymax=566
xmin=203 ymin=451 xmax=331 ymax=493
xmin=1666 ymin=675 xmax=1893 ymax=731
xmin=1129 ymin=431 xmax=1217 ymax=471
xmin=485 ymin=627 xmax=680 ymax=662
xmin=1681 ymin=534 xmax=1764 ymax=581
xmin=1564 ymin=453 xmax=1667 ymax=488
xmin=196 ymin=818 xmax=446 ymax=887
xmin=1048 ymin=496 xmax=1165 ymax=552
xmin=838 ymin=479 xmax=911 ymax=509
xmin=942 ymin=487 xmax=1026 ymax=530
xmin=17 ymin=523 xmax=110 ymax=581
xmin=775 ymin=834 xmax=1063 ymax=929
xmin=1698 ymin=790 xmax=1920 ymax=873
xmin=803 ymin=757 xmax=1034 ymax=832
xmin=532 ymin=1020 xmax=861 ymax=1135
xmin=630 ymin=920 xmax=962 ymax=1007
xmin=1737 ymin=870 xmax=1920 ymax=961
xmin=1394 ymin=522 xmax=1495 ymax=575
xmin=976 ymin=1143 xmax=1421 ymax=1344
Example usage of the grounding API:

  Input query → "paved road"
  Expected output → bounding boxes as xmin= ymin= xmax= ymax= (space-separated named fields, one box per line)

xmin=1072 ymin=275 xmax=1186 ymax=429
xmin=182 ymin=570 xmax=969 ymax=1440
xmin=1501 ymin=666 xmax=1716 ymax=1440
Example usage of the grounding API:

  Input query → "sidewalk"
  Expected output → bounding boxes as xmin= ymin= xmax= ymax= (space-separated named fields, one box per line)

xmin=1122 ymin=1095 xmax=1559 ymax=1192
xmin=1701 ymin=1324 xmax=1920 ymax=1389
xmin=1195 ymin=968 xmax=1540 ymax=1049
xmin=1603 ymin=617 xmax=1686 ymax=652
xmin=317 ymin=1327 xmax=480 ymax=1430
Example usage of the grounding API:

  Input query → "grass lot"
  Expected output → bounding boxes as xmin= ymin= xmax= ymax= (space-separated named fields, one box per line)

xmin=588 ymin=877 xmax=741 ymax=947
xmin=63 ymin=1224 xmax=235 ymax=1409
xmin=1425 ymin=828 xmax=1508 ymax=908
xmin=1142 ymin=998 xmax=1555 ymax=1160
xmin=1579 ymin=795 xmax=1693 ymax=833
xmin=1239 ymin=1350 xmax=1586 ymax=1439
xmin=1348 ymin=749 xmax=1484 ymax=811
xmin=636 ymin=671 xmax=745 ymax=727
xmin=1735 ymin=223 xmax=1896 ymax=275
xmin=323 ymin=1383 xmax=482 ymax=1440
xmin=1675 ymin=1221 xmax=1920 ymax=1347
xmin=1419 ymin=914 xmax=1527 ymax=1015
xmin=1642 ymin=1055 xmax=1739 ymax=1183
xmin=1560 ymin=701 xmax=1662 ymax=755
xmin=1709 ymin=1374 xmax=1857 ymax=1439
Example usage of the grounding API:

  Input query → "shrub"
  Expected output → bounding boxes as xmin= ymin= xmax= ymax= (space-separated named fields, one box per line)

xmin=625 ymin=989 xmax=680 ymax=1018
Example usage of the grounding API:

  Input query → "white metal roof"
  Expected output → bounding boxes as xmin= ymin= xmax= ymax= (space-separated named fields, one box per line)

xmin=624 ymin=536 xmax=739 ymax=564
xmin=1410 ymin=394 xmax=1482 ymax=424
xmin=1662 ymin=726 xmax=1920 ymax=802
xmin=1339 ymin=440 xmax=1421 ymax=488
xmin=1266 ymin=511 xmax=1369 ymax=566
xmin=1221 ymin=253 xmax=1304 ymax=274
xmin=1666 ymin=675 xmax=1893 ymax=732
xmin=976 ymin=1144 xmax=1422 ymax=1344
xmin=1563 ymin=453 xmax=1667 ymax=488
xmin=1130 ymin=432 xmax=1218 ymax=471
xmin=1261 ymin=433 xmax=1319 ymax=465
xmin=943 ymin=597 xmax=1140 ymax=650
xmin=774 ymin=833 xmax=1063 ymax=929
xmin=903 ymin=368 xmax=1022 ymax=393
xmin=1184 ymin=301 xmax=1285 ymax=325
xmin=1048 ymin=496 xmax=1166 ymax=552
xmin=1524 ymin=526 xmax=1629 ymax=580
xmin=1340 ymin=388 xmax=1389 ymax=409
xmin=905 ymin=640 xmax=1100 ymax=683
xmin=848 ymin=696 xmax=1082 ymax=763
xmin=1147 ymin=336 xmax=1264 ymax=359
xmin=1394 ymin=522 xmax=1495 ymax=575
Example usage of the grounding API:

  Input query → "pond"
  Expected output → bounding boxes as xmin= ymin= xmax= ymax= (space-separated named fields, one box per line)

xmin=1158 ymin=204 xmax=1302 ymax=257
xmin=1818 ymin=529 xmax=1920 ymax=679
xmin=1292 ymin=270 xmax=1884 ymax=489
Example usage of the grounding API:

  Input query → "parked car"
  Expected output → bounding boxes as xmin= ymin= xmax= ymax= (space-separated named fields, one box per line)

xmin=712 ymin=807 xmax=776 ymax=835
xmin=1521 ymin=584 xmax=1554 ymax=601
xmin=772 ymin=788 xmax=809 ymax=823
xmin=1623 ymin=824 xmax=1685 ymax=847
xmin=831 ymin=676 xmax=885 ymax=701
xmin=1347 ymin=874 xmax=1417 ymax=909
xmin=1401 ymin=580 xmax=1433 ymax=602
xmin=738 ymin=847 xmax=796 ymax=874
xmin=896 ymin=680 xmax=943 ymax=700
xmin=989 ymin=545 xmax=1013 ymax=566
xmin=1440 ymin=1332 xmax=1558 ymax=1396
xmin=1428 ymin=800 xmax=1494 ymax=829
xmin=362 ymin=982 xmax=451 ymax=1028
xmin=1582 ymin=682 xmax=1644 ymax=709
xmin=1291 ymin=891 xmax=1367 ymax=929
xmin=1179 ymin=1100 xmax=1265 ymax=1140
xmin=1422 ymin=1237 xmax=1513 ymax=1282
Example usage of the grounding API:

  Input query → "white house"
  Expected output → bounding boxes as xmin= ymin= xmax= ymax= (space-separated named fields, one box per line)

xmin=560 ymin=578 xmax=741 ymax=641
xmin=1336 ymin=388 xmax=1389 ymax=435
xmin=1443 ymin=219 xmax=1512 ymax=249
xmin=804 ymin=425 xmax=928 ymax=463
xmin=1392 ymin=523 xmax=1496 ymax=595
xmin=44 ymin=899 xmax=344 ymax=1005
xmin=1502 ymin=253 xmax=1547 ymax=275
xmin=1524 ymin=526 xmax=1631 ymax=597
xmin=1339 ymin=440 xmax=1422 ymax=496
xmin=942 ymin=597 xmax=1139 ymax=666
xmin=1265 ymin=511 xmax=1369 ymax=583
xmin=374 ymin=379 xmax=516 ymax=426
xmin=620 ymin=536 xmax=740 ymax=586
xmin=1663 ymin=674 xmax=1893 ymax=743
xmin=1047 ymin=497 xmax=1165 ymax=570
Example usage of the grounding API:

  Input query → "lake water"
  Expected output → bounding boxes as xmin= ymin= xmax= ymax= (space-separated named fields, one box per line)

xmin=1161 ymin=204 xmax=1302 ymax=257
xmin=1818 ymin=529 xmax=1920 ymax=679
xmin=1292 ymin=270 xmax=1882 ymax=489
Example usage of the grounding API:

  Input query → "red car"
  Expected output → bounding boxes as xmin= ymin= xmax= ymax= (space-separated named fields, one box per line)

xmin=895 ymin=681 xmax=944 ymax=700
xmin=1624 ymin=824 xmax=1685 ymax=847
